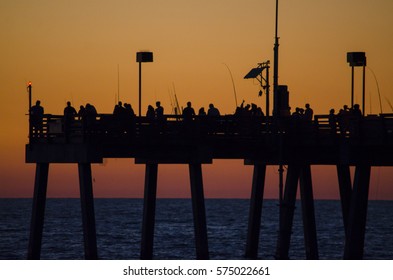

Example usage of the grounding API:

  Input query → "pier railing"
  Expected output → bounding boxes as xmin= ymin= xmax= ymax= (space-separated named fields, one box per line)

xmin=29 ymin=113 xmax=393 ymax=145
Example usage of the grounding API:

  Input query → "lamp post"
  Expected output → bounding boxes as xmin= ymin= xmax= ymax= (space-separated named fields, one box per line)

xmin=347 ymin=52 xmax=367 ymax=115
xmin=136 ymin=51 xmax=154 ymax=117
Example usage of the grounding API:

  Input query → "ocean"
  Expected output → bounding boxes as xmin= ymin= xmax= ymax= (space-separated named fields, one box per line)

xmin=0 ymin=199 xmax=392 ymax=260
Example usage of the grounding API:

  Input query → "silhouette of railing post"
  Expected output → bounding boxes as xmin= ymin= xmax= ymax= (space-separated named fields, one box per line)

xmin=78 ymin=163 xmax=98 ymax=259
xmin=245 ymin=163 xmax=266 ymax=259
xmin=344 ymin=164 xmax=371 ymax=259
xmin=189 ymin=163 xmax=209 ymax=260
xmin=337 ymin=164 xmax=352 ymax=237
xmin=140 ymin=163 xmax=158 ymax=260
xmin=28 ymin=163 xmax=49 ymax=260
xmin=299 ymin=164 xmax=318 ymax=259
xmin=276 ymin=164 xmax=300 ymax=259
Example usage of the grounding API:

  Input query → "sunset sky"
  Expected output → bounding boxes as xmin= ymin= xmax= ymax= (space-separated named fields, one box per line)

xmin=1 ymin=0 xmax=393 ymax=199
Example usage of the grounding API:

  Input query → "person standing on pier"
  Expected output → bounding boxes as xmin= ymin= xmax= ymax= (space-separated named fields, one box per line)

xmin=155 ymin=101 xmax=164 ymax=120
xmin=113 ymin=101 xmax=124 ymax=116
xmin=30 ymin=100 xmax=44 ymax=136
xmin=64 ymin=101 xmax=77 ymax=119
xmin=305 ymin=103 xmax=314 ymax=121
xmin=64 ymin=101 xmax=77 ymax=142
xmin=329 ymin=109 xmax=337 ymax=135
xmin=155 ymin=101 xmax=165 ymax=132
xmin=182 ymin=101 xmax=196 ymax=135
xmin=78 ymin=105 xmax=85 ymax=120
xmin=182 ymin=101 xmax=195 ymax=121
xmin=146 ymin=105 xmax=155 ymax=121
xmin=351 ymin=104 xmax=362 ymax=137
xmin=207 ymin=103 xmax=220 ymax=117
xmin=198 ymin=107 xmax=206 ymax=116
xmin=338 ymin=105 xmax=350 ymax=135
xmin=207 ymin=103 xmax=220 ymax=134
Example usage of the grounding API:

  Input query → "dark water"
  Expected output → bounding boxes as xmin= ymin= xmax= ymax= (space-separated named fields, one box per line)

xmin=1 ymin=199 xmax=392 ymax=260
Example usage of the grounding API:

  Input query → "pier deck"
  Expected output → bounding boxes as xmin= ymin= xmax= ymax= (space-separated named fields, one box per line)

xmin=25 ymin=113 xmax=393 ymax=260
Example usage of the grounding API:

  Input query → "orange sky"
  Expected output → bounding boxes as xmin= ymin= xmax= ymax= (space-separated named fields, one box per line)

xmin=1 ymin=0 xmax=393 ymax=199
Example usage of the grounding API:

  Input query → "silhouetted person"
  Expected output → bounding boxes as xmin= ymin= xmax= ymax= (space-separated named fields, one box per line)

xmin=198 ymin=107 xmax=206 ymax=116
xmin=124 ymin=103 xmax=135 ymax=117
xmin=30 ymin=100 xmax=44 ymax=136
xmin=78 ymin=105 xmax=85 ymax=120
xmin=234 ymin=100 xmax=252 ymax=135
xmin=292 ymin=107 xmax=301 ymax=118
xmin=113 ymin=101 xmax=124 ymax=116
xmin=352 ymin=104 xmax=362 ymax=118
xmin=64 ymin=101 xmax=77 ymax=120
xmin=207 ymin=103 xmax=220 ymax=117
xmin=63 ymin=101 xmax=77 ymax=141
xmin=124 ymin=103 xmax=135 ymax=135
xmin=299 ymin=108 xmax=305 ymax=117
xmin=182 ymin=101 xmax=195 ymax=121
xmin=155 ymin=101 xmax=164 ymax=120
xmin=248 ymin=103 xmax=264 ymax=134
xmin=304 ymin=103 xmax=313 ymax=121
xmin=182 ymin=102 xmax=195 ymax=135
xmin=243 ymin=104 xmax=251 ymax=116
xmin=206 ymin=103 xmax=220 ymax=134
xmin=350 ymin=104 xmax=362 ymax=137
xmin=250 ymin=103 xmax=264 ymax=117
xmin=145 ymin=105 xmax=156 ymax=136
xmin=85 ymin=103 xmax=97 ymax=132
xmin=146 ymin=105 xmax=155 ymax=121
xmin=290 ymin=107 xmax=303 ymax=133
xmin=328 ymin=108 xmax=337 ymax=135
xmin=338 ymin=105 xmax=350 ymax=135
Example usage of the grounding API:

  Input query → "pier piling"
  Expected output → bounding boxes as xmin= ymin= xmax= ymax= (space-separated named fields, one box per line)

xmin=299 ymin=164 xmax=318 ymax=259
xmin=28 ymin=163 xmax=49 ymax=260
xmin=245 ymin=163 xmax=266 ymax=259
xmin=276 ymin=164 xmax=300 ymax=259
xmin=344 ymin=164 xmax=371 ymax=259
xmin=140 ymin=163 xmax=158 ymax=259
xmin=189 ymin=163 xmax=209 ymax=260
xmin=78 ymin=163 xmax=98 ymax=260
xmin=337 ymin=164 xmax=352 ymax=236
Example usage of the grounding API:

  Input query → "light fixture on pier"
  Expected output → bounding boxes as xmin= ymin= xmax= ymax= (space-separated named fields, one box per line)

xmin=136 ymin=51 xmax=154 ymax=117
xmin=347 ymin=52 xmax=366 ymax=115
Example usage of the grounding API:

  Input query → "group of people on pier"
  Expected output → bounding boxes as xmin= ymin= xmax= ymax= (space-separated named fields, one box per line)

xmin=29 ymin=98 xmax=366 ymax=139
xmin=329 ymin=104 xmax=362 ymax=135
xmin=291 ymin=103 xmax=314 ymax=121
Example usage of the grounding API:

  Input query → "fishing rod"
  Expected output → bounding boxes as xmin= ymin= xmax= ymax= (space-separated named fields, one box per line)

xmin=223 ymin=63 xmax=238 ymax=108
xmin=367 ymin=66 xmax=383 ymax=114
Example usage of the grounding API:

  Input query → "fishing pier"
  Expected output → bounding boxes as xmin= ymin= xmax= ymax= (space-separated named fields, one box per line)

xmin=25 ymin=107 xmax=393 ymax=260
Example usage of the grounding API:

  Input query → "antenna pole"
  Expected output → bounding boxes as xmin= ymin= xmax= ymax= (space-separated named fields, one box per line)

xmin=28 ymin=82 xmax=32 ymax=145
xmin=273 ymin=0 xmax=279 ymax=111
xmin=273 ymin=0 xmax=284 ymax=230
xmin=117 ymin=64 xmax=120 ymax=104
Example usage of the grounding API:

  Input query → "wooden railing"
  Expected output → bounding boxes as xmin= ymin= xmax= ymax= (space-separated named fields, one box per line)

xmin=28 ymin=113 xmax=393 ymax=144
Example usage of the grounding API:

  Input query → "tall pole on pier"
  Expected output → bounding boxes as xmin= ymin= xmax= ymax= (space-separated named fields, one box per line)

xmin=273 ymin=0 xmax=279 ymax=101
xmin=136 ymin=52 xmax=154 ymax=117
xmin=27 ymin=82 xmax=32 ymax=145
xmin=273 ymin=0 xmax=284 ymax=206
